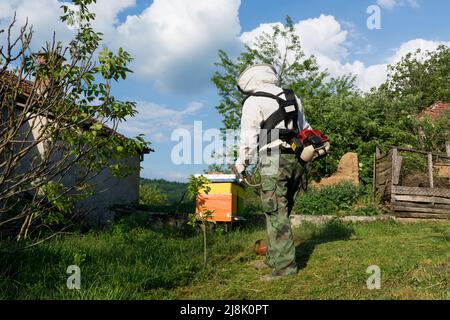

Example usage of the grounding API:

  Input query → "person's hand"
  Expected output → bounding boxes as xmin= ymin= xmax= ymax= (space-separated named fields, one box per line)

xmin=235 ymin=163 xmax=246 ymax=177
xmin=234 ymin=160 xmax=247 ymax=179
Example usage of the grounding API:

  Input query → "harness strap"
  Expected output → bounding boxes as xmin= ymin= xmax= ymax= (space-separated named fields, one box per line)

xmin=259 ymin=89 xmax=299 ymax=130
xmin=260 ymin=128 xmax=298 ymax=145
xmin=242 ymin=88 xmax=300 ymax=147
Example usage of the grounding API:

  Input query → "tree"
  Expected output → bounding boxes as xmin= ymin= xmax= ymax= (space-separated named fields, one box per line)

xmin=0 ymin=0 xmax=149 ymax=241
xmin=186 ymin=175 xmax=214 ymax=268
xmin=383 ymin=45 xmax=450 ymax=111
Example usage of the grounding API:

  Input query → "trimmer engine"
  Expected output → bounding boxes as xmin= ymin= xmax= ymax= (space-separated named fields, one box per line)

xmin=291 ymin=129 xmax=330 ymax=163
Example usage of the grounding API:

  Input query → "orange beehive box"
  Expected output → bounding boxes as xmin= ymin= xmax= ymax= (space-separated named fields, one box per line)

xmin=195 ymin=174 xmax=245 ymax=222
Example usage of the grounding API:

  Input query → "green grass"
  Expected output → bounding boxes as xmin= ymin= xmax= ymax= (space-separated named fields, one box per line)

xmin=0 ymin=218 xmax=449 ymax=300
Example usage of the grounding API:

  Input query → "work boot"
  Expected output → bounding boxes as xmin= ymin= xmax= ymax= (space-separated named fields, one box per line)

xmin=260 ymin=263 xmax=298 ymax=281
xmin=250 ymin=259 xmax=272 ymax=270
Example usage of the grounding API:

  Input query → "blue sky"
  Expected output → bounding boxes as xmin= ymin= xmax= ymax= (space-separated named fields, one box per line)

xmin=1 ymin=0 xmax=449 ymax=181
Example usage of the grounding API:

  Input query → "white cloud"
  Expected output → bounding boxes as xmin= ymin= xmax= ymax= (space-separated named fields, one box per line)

xmin=0 ymin=0 xmax=136 ymax=55
xmin=113 ymin=0 xmax=241 ymax=93
xmin=240 ymin=15 xmax=449 ymax=92
xmin=0 ymin=0 xmax=73 ymax=47
xmin=296 ymin=15 xmax=350 ymax=60
xmin=241 ymin=15 xmax=349 ymax=60
xmin=117 ymin=100 xmax=203 ymax=142
xmin=89 ymin=0 xmax=136 ymax=42
xmin=2 ymin=2 xmax=447 ymax=94
xmin=387 ymin=38 xmax=450 ymax=64
xmin=1 ymin=0 xmax=241 ymax=93
xmin=376 ymin=0 xmax=419 ymax=10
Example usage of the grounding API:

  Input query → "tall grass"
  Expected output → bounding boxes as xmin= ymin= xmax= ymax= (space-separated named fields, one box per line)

xmin=0 ymin=218 xmax=448 ymax=300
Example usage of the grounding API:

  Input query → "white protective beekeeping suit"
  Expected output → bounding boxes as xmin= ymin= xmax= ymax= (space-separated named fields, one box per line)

xmin=235 ymin=64 xmax=311 ymax=174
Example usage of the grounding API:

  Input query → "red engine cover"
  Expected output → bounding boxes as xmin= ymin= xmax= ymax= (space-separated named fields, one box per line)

xmin=299 ymin=129 xmax=329 ymax=144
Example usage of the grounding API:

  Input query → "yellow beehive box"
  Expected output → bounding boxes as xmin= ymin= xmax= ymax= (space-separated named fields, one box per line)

xmin=195 ymin=174 xmax=245 ymax=222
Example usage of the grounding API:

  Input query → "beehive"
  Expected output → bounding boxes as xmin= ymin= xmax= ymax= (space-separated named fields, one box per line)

xmin=195 ymin=174 xmax=245 ymax=222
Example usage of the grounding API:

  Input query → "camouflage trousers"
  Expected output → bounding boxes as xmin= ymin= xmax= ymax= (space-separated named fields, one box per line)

xmin=260 ymin=151 xmax=304 ymax=271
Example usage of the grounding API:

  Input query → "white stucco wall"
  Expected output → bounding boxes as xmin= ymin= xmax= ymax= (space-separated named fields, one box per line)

xmin=2 ymin=107 xmax=142 ymax=226
xmin=76 ymin=156 xmax=141 ymax=225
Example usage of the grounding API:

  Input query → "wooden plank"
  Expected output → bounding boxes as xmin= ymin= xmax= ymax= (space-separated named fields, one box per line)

xmin=375 ymin=175 xmax=391 ymax=186
xmin=394 ymin=212 xmax=449 ymax=219
xmin=428 ymin=153 xmax=434 ymax=188
xmin=393 ymin=155 xmax=403 ymax=185
xmin=375 ymin=157 xmax=391 ymax=166
xmin=393 ymin=195 xmax=450 ymax=205
xmin=376 ymin=166 xmax=389 ymax=175
xmin=375 ymin=167 xmax=392 ymax=177
xmin=375 ymin=149 xmax=391 ymax=161
xmin=390 ymin=149 xmax=397 ymax=204
xmin=392 ymin=186 xmax=450 ymax=198
xmin=376 ymin=182 xmax=390 ymax=194
xmin=435 ymin=162 xmax=450 ymax=167
xmin=373 ymin=152 xmax=376 ymax=200
xmin=392 ymin=205 xmax=450 ymax=215
xmin=392 ymin=201 xmax=450 ymax=210
xmin=376 ymin=167 xmax=392 ymax=177
xmin=376 ymin=157 xmax=392 ymax=167
xmin=375 ymin=153 xmax=391 ymax=162
xmin=386 ymin=145 xmax=450 ymax=160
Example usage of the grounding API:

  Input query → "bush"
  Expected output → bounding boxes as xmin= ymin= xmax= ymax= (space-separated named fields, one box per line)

xmin=293 ymin=182 xmax=375 ymax=216
xmin=139 ymin=184 xmax=168 ymax=206
xmin=242 ymin=187 xmax=262 ymax=214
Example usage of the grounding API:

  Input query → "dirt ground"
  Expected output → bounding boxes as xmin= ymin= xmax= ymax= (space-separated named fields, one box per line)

xmin=401 ymin=172 xmax=449 ymax=188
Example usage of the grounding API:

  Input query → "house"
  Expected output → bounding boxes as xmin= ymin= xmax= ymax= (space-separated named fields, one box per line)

xmin=1 ymin=64 xmax=150 ymax=226
xmin=417 ymin=101 xmax=450 ymax=157
xmin=418 ymin=101 xmax=450 ymax=121
xmin=417 ymin=101 xmax=450 ymax=180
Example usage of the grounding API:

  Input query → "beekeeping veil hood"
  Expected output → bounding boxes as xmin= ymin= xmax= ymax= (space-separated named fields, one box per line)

xmin=237 ymin=64 xmax=280 ymax=93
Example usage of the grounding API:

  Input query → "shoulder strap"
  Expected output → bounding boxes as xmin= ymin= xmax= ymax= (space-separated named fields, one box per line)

xmin=242 ymin=89 xmax=300 ymax=146
xmin=242 ymin=90 xmax=283 ymax=105
xmin=260 ymin=88 xmax=299 ymax=130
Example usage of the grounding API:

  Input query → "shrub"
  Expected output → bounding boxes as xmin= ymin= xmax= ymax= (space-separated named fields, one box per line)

xmin=293 ymin=182 xmax=371 ymax=216
xmin=242 ymin=188 xmax=262 ymax=214
xmin=139 ymin=184 xmax=168 ymax=206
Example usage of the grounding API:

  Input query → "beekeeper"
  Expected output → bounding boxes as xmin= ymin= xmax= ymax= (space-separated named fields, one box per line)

xmin=235 ymin=64 xmax=312 ymax=281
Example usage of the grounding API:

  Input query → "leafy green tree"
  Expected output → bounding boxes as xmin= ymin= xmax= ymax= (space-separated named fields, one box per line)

xmin=415 ymin=109 xmax=450 ymax=153
xmin=0 ymin=0 xmax=149 ymax=241
xmin=383 ymin=45 xmax=449 ymax=111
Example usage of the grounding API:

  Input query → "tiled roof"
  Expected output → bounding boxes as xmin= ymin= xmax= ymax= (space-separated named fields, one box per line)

xmin=418 ymin=101 xmax=450 ymax=120
xmin=1 ymin=70 xmax=35 ymax=97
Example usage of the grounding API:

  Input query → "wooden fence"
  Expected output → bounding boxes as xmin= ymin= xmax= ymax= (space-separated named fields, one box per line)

xmin=374 ymin=146 xmax=450 ymax=219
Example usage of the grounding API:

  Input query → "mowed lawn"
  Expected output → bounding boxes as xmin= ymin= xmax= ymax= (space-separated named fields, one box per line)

xmin=0 ymin=218 xmax=449 ymax=300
